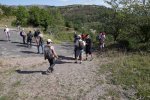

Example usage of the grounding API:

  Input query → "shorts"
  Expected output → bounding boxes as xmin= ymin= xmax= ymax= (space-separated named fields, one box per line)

xmin=76 ymin=49 xmax=83 ymax=58
xmin=85 ymin=46 xmax=92 ymax=54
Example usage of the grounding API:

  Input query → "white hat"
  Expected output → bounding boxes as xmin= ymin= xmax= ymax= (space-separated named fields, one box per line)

xmin=78 ymin=35 xmax=81 ymax=38
xmin=22 ymin=28 xmax=24 ymax=31
xmin=39 ymin=33 xmax=43 ymax=38
xmin=47 ymin=39 xmax=52 ymax=43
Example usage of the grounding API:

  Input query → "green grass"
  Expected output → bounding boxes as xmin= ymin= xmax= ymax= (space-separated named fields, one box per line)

xmin=0 ymin=16 xmax=16 ymax=28
xmin=44 ymin=31 xmax=74 ymax=44
xmin=99 ymin=53 xmax=150 ymax=100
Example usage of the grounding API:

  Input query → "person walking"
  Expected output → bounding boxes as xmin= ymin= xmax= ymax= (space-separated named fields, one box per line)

xmin=85 ymin=34 xmax=93 ymax=60
xmin=44 ymin=39 xmax=58 ymax=74
xmin=4 ymin=25 xmax=10 ymax=41
xmin=27 ymin=31 xmax=33 ymax=48
xmin=34 ymin=29 xmax=40 ymax=45
xmin=75 ymin=35 xmax=85 ymax=64
xmin=20 ymin=28 xmax=26 ymax=44
xmin=37 ymin=33 xmax=44 ymax=54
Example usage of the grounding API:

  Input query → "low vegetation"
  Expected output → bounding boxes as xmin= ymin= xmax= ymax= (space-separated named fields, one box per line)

xmin=98 ymin=52 xmax=150 ymax=100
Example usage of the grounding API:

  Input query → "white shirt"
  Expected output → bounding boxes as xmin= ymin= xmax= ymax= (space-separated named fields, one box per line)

xmin=5 ymin=28 xmax=9 ymax=33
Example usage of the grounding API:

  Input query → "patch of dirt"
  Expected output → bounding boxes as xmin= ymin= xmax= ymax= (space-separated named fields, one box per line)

xmin=0 ymin=28 xmax=127 ymax=100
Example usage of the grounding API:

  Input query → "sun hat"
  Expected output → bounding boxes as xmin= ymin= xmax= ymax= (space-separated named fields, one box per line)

xmin=47 ymin=39 xmax=52 ymax=43
xmin=39 ymin=33 xmax=43 ymax=38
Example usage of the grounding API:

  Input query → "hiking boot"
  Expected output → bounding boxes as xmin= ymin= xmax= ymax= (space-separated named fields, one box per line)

xmin=90 ymin=58 xmax=94 ymax=61
xmin=50 ymin=68 xmax=54 ymax=73
xmin=75 ymin=61 xmax=77 ymax=63
xmin=80 ymin=61 xmax=82 ymax=64
xmin=43 ymin=71 xmax=50 ymax=75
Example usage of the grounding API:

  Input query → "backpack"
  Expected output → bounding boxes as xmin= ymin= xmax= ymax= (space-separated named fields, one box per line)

xmin=78 ymin=40 xmax=84 ymax=50
xmin=20 ymin=31 xmax=23 ymax=37
xmin=27 ymin=33 xmax=33 ymax=40
xmin=44 ymin=46 xmax=54 ymax=59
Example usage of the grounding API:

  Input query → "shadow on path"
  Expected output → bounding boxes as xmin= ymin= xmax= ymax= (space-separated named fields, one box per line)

xmin=11 ymin=41 xmax=23 ymax=44
xmin=0 ymin=39 xmax=8 ymax=42
xmin=16 ymin=69 xmax=45 ymax=74
xmin=55 ymin=59 xmax=73 ymax=64
xmin=16 ymin=44 xmax=27 ymax=47
xmin=58 ymin=55 xmax=74 ymax=60
xmin=20 ymin=51 xmax=37 ymax=54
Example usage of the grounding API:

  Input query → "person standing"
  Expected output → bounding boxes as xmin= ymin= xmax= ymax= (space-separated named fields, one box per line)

xmin=85 ymin=34 xmax=93 ymax=60
xmin=27 ymin=31 xmax=33 ymax=48
xmin=74 ymin=32 xmax=78 ymax=59
xmin=100 ymin=32 xmax=106 ymax=50
xmin=4 ymin=25 xmax=10 ymax=41
xmin=44 ymin=39 xmax=58 ymax=74
xmin=98 ymin=32 xmax=106 ymax=50
xmin=75 ymin=35 xmax=85 ymax=64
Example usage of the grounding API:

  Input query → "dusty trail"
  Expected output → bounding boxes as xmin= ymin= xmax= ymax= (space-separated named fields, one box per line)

xmin=0 ymin=28 xmax=127 ymax=100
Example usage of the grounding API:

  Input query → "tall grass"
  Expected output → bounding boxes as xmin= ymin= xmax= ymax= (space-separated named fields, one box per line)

xmin=99 ymin=53 xmax=150 ymax=100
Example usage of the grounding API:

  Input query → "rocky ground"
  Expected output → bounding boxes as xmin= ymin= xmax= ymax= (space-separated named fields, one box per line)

xmin=0 ymin=28 xmax=127 ymax=100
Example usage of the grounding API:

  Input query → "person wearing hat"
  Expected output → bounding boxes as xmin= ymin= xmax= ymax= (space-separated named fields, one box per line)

xmin=75 ymin=35 xmax=86 ymax=64
xmin=44 ymin=39 xmax=58 ymax=74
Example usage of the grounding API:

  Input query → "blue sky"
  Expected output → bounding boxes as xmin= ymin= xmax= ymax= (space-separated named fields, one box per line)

xmin=0 ymin=0 xmax=108 ymax=6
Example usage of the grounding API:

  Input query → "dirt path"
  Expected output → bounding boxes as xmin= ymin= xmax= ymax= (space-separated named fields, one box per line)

xmin=0 ymin=28 xmax=127 ymax=100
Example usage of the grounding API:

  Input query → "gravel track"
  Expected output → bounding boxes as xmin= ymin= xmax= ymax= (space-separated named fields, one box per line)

xmin=0 ymin=28 xmax=127 ymax=100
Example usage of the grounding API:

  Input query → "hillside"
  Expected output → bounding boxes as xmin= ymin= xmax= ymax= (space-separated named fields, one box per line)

xmin=59 ymin=5 xmax=111 ymax=31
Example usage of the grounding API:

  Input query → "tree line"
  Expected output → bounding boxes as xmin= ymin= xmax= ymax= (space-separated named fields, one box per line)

xmin=0 ymin=2 xmax=150 ymax=51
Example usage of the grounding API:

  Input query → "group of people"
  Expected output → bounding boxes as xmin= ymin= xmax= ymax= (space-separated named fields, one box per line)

xmin=3 ymin=26 xmax=57 ymax=74
xmin=74 ymin=32 xmax=93 ymax=64
xmin=20 ymin=29 xmax=58 ymax=74
xmin=3 ymin=26 xmax=106 ymax=74
xmin=19 ymin=29 xmax=44 ymax=54
xmin=73 ymin=31 xmax=106 ymax=63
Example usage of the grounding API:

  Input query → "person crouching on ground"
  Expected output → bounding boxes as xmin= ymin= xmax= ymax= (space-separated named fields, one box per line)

xmin=75 ymin=35 xmax=86 ymax=64
xmin=44 ymin=39 xmax=58 ymax=74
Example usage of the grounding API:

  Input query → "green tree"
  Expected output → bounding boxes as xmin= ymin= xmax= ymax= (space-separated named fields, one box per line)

xmin=16 ymin=6 xmax=29 ymax=26
xmin=28 ymin=6 xmax=41 ymax=26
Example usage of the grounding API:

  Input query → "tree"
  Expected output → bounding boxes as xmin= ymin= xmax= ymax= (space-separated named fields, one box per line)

xmin=16 ymin=6 xmax=29 ymax=26
xmin=28 ymin=6 xmax=41 ymax=26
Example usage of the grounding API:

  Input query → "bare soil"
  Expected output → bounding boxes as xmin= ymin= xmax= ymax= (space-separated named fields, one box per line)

xmin=0 ymin=28 xmax=127 ymax=100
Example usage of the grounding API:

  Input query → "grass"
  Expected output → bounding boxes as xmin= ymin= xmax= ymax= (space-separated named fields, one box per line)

xmin=0 ymin=91 xmax=19 ymax=100
xmin=0 ymin=16 xmax=16 ymax=28
xmin=44 ymin=31 xmax=74 ymax=44
xmin=98 ymin=52 xmax=150 ymax=100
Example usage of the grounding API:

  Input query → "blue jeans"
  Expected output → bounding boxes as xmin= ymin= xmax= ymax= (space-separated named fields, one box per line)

xmin=37 ymin=44 xmax=44 ymax=53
